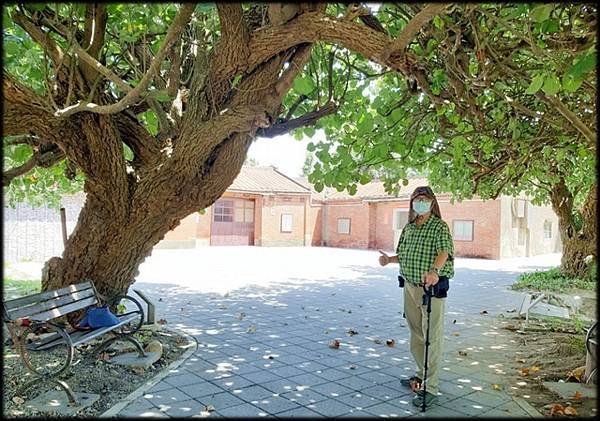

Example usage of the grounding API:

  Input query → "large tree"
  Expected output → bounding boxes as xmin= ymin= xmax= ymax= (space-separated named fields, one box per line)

xmin=300 ymin=3 xmax=597 ymax=278
xmin=3 ymin=3 xmax=457 ymax=299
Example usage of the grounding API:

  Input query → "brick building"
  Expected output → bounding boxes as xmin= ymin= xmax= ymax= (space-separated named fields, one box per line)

xmin=160 ymin=166 xmax=561 ymax=259
xmin=3 ymin=166 xmax=561 ymax=262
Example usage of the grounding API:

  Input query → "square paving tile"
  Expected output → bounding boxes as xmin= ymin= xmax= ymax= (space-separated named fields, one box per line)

xmin=364 ymin=401 xmax=417 ymax=417
xmin=240 ymin=369 xmax=282 ymax=384
xmin=164 ymin=371 xmax=207 ymax=388
xmin=196 ymin=391 xmax=246 ymax=410
xmin=280 ymin=388 xmax=329 ymax=405
xmin=306 ymin=398 xmax=355 ymax=417
xmin=286 ymin=372 xmax=329 ymax=387
xmin=333 ymin=391 xmax=383 ymax=410
xmin=357 ymin=370 xmax=398 ymax=385
xmin=310 ymin=382 xmax=354 ymax=398
xmin=158 ymin=398 xmax=206 ymax=417
xmin=314 ymin=367 xmax=353 ymax=382
xmin=143 ymin=388 xmax=192 ymax=407
xmin=275 ymin=406 xmax=325 ymax=418
xmin=234 ymin=385 xmax=276 ymax=402
xmin=215 ymin=402 xmax=266 ymax=417
xmin=252 ymin=394 xmax=301 ymax=414
xmin=261 ymin=377 xmax=301 ymax=394
xmin=178 ymin=381 xmax=225 ymax=399
xmin=270 ymin=365 xmax=306 ymax=378
xmin=211 ymin=375 xmax=254 ymax=391
xmin=361 ymin=384 xmax=406 ymax=401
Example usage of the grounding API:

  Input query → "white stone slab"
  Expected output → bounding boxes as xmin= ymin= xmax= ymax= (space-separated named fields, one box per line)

xmin=25 ymin=390 xmax=99 ymax=415
xmin=108 ymin=351 xmax=161 ymax=368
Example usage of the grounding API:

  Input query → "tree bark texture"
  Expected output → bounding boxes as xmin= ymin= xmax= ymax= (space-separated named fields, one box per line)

xmin=550 ymin=180 xmax=597 ymax=279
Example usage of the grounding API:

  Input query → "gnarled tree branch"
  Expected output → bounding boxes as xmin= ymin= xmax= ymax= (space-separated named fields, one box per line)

xmin=54 ymin=4 xmax=195 ymax=118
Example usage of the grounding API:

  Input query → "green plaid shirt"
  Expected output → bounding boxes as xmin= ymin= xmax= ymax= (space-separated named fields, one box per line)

xmin=396 ymin=215 xmax=454 ymax=285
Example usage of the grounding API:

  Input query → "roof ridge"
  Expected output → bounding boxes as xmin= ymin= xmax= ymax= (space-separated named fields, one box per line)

xmin=270 ymin=167 xmax=311 ymax=192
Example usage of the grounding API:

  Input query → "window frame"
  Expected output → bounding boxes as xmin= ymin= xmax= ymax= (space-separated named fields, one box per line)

xmin=452 ymin=219 xmax=474 ymax=242
xmin=337 ymin=217 xmax=351 ymax=235
xmin=280 ymin=213 xmax=293 ymax=233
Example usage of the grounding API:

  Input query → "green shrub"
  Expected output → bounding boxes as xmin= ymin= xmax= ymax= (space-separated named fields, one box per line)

xmin=512 ymin=267 xmax=596 ymax=292
xmin=3 ymin=278 xmax=41 ymax=299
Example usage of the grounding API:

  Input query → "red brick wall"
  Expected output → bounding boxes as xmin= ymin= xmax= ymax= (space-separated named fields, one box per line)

xmin=306 ymin=203 xmax=323 ymax=246
xmin=325 ymin=201 xmax=371 ymax=248
xmin=373 ymin=201 xmax=409 ymax=251
xmin=439 ymin=198 xmax=501 ymax=259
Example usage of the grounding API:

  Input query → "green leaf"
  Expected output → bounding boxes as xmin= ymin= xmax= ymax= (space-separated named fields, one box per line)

xmin=314 ymin=182 xmax=324 ymax=193
xmin=540 ymin=19 xmax=559 ymax=34
xmin=13 ymin=145 xmax=32 ymax=162
xmin=151 ymin=90 xmax=174 ymax=102
xmin=307 ymin=142 xmax=316 ymax=152
xmin=348 ymin=184 xmax=357 ymax=196
xmin=293 ymin=76 xmax=315 ymax=95
xmin=562 ymin=73 xmax=583 ymax=93
xmin=541 ymin=74 xmax=561 ymax=96
xmin=391 ymin=108 xmax=403 ymax=123
xmin=359 ymin=173 xmax=372 ymax=185
xmin=530 ymin=4 xmax=553 ymax=22
xmin=304 ymin=127 xmax=316 ymax=138
xmin=568 ymin=51 xmax=596 ymax=79
xmin=402 ymin=179 xmax=409 ymax=186
xmin=525 ymin=74 xmax=544 ymax=95
xmin=433 ymin=15 xmax=444 ymax=29
xmin=293 ymin=130 xmax=303 ymax=141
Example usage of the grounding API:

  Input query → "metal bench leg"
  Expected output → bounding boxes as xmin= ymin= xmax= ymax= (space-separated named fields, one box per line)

xmin=19 ymin=377 xmax=80 ymax=406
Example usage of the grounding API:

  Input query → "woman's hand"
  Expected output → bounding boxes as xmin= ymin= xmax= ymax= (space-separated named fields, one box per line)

xmin=422 ymin=270 xmax=439 ymax=288
xmin=378 ymin=250 xmax=390 ymax=266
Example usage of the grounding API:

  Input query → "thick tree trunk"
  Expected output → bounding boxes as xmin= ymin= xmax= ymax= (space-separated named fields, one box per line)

xmin=550 ymin=180 xmax=597 ymax=279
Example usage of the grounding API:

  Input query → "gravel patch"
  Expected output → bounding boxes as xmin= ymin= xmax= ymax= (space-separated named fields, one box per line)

xmin=3 ymin=326 xmax=194 ymax=417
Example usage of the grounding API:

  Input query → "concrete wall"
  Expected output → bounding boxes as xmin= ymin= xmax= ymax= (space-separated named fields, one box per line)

xmin=499 ymin=196 xmax=562 ymax=258
xmin=3 ymin=193 xmax=84 ymax=263
xmin=260 ymin=195 xmax=308 ymax=246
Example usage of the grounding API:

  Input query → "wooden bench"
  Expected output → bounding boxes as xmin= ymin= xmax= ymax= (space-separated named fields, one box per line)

xmin=3 ymin=280 xmax=146 ymax=405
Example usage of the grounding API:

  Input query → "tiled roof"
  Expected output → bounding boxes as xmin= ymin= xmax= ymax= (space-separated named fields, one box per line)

xmin=228 ymin=166 xmax=310 ymax=194
xmin=294 ymin=176 xmax=433 ymax=201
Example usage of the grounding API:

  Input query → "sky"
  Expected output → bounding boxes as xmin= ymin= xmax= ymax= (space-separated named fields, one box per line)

xmin=247 ymin=131 xmax=325 ymax=178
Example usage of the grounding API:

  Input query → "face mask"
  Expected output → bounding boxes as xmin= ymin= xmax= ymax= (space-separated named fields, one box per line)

xmin=413 ymin=200 xmax=432 ymax=215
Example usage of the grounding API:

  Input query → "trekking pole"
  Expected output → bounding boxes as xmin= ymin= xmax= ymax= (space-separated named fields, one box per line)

xmin=421 ymin=286 xmax=433 ymax=412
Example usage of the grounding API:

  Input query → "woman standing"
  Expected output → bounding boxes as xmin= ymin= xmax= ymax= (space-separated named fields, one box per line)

xmin=378 ymin=186 xmax=454 ymax=407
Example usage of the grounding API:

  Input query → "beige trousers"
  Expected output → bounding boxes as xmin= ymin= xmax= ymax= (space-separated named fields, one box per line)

xmin=403 ymin=282 xmax=445 ymax=394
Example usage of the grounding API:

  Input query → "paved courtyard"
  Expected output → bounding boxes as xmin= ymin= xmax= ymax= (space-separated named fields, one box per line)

xmin=96 ymin=247 xmax=559 ymax=418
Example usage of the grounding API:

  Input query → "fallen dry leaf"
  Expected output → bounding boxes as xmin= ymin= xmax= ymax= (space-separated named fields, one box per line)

xmin=349 ymin=364 xmax=357 ymax=370
xmin=452 ymin=319 xmax=457 ymax=324
xmin=12 ymin=396 xmax=25 ymax=405
xmin=515 ymin=358 xmax=526 ymax=363
xmin=329 ymin=339 xmax=341 ymax=349
xmin=98 ymin=352 xmax=111 ymax=362
xmin=132 ymin=367 xmax=145 ymax=375
xmin=238 ymin=312 xmax=246 ymax=320
xmin=386 ymin=339 xmax=396 ymax=347
xmin=563 ymin=406 xmax=577 ymax=416
xmin=518 ymin=368 xmax=530 ymax=377
xmin=549 ymin=403 xmax=564 ymax=416
xmin=572 ymin=391 xmax=582 ymax=400
xmin=458 ymin=350 xmax=468 ymax=356
xmin=531 ymin=366 xmax=541 ymax=373
xmin=480 ymin=310 xmax=488 ymax=315
xmin=204 ymin=404 xmax=215 ymax=412
xmin=247 ymin=325 xmax=257 ymax=333
xmin=157 ymin=319 xmax=167 ymax=325
xmin=502 ymin=324 xmax=519 ymax=331
xmin=347 ymin=329 xmax=359 ymax=336
xmin=451 ymin=332 xmax=460 ymax=336
xmin=566 ymin=366 xmax=585 ymax=382
xmin=491 ymin=384 xmax=502 ymax=391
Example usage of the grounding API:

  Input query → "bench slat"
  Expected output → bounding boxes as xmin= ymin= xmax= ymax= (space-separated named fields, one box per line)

xmin=7 ymin=289 xmax=97 ymax=320
xmin=29 ymin=313 xmax=140 ymax=350
xmin=4 ymin=282 xmax=93 ymax=311
xmin=29 ymin=296 xmax=98 ymax=323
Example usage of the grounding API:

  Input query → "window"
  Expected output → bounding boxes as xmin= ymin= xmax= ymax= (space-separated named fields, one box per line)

xmin=234 ymin=200 xmax=254 ymax=223
xmin=453 ymin=220 xmax=474 ymax=241
xmin=214 ymin=200 xmax=233 ymax=222
xmin=393 ymin=209 xmax=409 ymax=230
xmin=281 ymin=214 xmax=293 ymax=232
xmin=543 ymin=220 xmax=552 ymax=239
xmin=338 ymin=218 xmax=351 ymax=234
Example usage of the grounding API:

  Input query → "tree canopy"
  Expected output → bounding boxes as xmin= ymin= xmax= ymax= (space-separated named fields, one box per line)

xmin=2 ymin=3 xmax=596 ymax=293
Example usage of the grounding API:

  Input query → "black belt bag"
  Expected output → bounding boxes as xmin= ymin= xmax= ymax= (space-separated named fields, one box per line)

xmin=398 ymin=275 xmax=450 ymax=298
